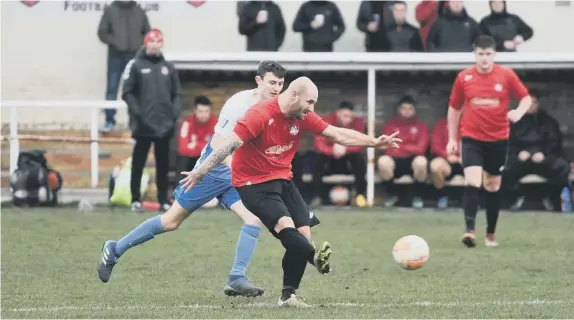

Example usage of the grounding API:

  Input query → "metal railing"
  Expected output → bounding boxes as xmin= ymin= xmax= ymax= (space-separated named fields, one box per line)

xmin=1 ymin=100 xmax=127 ymax=188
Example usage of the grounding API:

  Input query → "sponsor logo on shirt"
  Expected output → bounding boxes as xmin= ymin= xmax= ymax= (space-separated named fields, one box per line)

xmin=265 ymin=141 xmax=294 ymax=155
xmin=470 ymin=97 xmax=500 ymax=108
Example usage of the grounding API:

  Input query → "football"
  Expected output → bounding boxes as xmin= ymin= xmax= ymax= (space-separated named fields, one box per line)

xmin=392 ymin=235 xmax=429 ymax=270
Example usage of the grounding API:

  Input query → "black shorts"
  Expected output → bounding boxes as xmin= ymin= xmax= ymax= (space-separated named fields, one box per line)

xmin=461 ymin=137 xmax=509 ymax=176
xmin=236 ymin=179 xmax=319 ymax=233
xmin=394 ymin=156 xmax=415 ymax=178
xmin=447 ymin=162 xmax=464 ymax=180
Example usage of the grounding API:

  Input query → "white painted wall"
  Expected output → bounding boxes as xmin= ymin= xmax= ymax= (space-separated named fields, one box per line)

xmin=1 ymin=0 xmax=572 ymax=125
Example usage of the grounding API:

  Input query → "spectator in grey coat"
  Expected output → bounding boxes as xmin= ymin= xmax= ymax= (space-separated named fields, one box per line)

xmin=426 ymin=0 xmax=479 ymax=52
xmin=98 ymin=0 xmax=150 ymax=132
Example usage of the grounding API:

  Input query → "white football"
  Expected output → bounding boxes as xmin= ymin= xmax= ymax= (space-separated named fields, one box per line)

xmin=392 ymin=235 xmax=430 ymax=270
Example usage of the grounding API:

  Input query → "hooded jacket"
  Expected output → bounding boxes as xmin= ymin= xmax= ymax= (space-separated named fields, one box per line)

xmin=97 ymin=1 xmax=150 ymax=55
xmin=382 ymin=116 xmax=429 ymax=158
xmin=426 ymin=5 xmax=479 ymax=52
xmin=509 ymin=109 xmax=562 ymax=157
xmin=293 ymin=1 xmax=346 ymax=52
xmin=238 ymin=1 xmax=286 ymax=51
xmin=479 ymin=1 xmax=533 ymax=52
xmin=122 ymin=48 xmax=182 ymax=138
xmin=356 ymin=1 xmax=392 ymax=52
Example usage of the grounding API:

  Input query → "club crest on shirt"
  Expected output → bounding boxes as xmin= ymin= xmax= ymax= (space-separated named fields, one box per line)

xmin=494 ymin=83 xmax=503 ymax=92
xmin=289 ymin=124 xmax=299 ymax=136
xmin=161 ymin=66 xmax=169 ymax=75
xmin=410 ymin=127 xmax=418 ymax=134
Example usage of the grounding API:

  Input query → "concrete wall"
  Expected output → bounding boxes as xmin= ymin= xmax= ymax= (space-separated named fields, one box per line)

xmin=1 ymin=0 xmax=573 ymax=125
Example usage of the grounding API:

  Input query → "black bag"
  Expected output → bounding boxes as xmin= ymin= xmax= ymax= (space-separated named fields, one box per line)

xmin=10 ymin=150 xmax=63 ymax=207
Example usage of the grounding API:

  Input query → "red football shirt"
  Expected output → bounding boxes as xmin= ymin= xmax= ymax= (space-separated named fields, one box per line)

xmin=232 ymin=97 xmax=329 ymax=187
xmin=449 ymin=64 xmax=529 ymax=142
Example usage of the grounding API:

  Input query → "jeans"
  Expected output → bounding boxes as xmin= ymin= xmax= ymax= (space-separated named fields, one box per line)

xmin=105 ymin=52 xmax=134 ymax=124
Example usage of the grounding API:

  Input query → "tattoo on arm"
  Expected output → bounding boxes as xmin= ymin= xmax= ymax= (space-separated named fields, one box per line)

xmin=194 ymin=135 xmax=243 ymax=178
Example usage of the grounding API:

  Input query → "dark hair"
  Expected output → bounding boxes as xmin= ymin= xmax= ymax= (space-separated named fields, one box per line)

xmin=194 ymin=95 xmax=212 ymax=107
xmin=398 ymin=95 xmax=416 ymax=107
xmin=528 ymin=88 xmax=541 ymax=99
xmin=257 ymin=60 xmax=287 ymax=79
xmin=473 ymin=35 xmax=496 ymax=50
xmin=339 ymin=101 xmax=354 ymax=111
xmin=393 ymin=1 xmax=407 ymax=7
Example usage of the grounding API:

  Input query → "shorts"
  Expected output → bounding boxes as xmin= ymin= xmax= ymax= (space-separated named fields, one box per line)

xmin=236 ymin=179 xmax=319 ymax=233
xmin=461 ymin=137 xmax=509 ymax=176
xmin=173 ymin=174 xmax=240 ymax=212
xmin=446 ymin=162 xmax=464 ymax=180
xmin=394 ymin=156 xmax=415 ymax=178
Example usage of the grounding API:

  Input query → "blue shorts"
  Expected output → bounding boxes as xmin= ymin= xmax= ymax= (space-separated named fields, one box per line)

xmin=173 ymin=175 xmax=240 ymax=212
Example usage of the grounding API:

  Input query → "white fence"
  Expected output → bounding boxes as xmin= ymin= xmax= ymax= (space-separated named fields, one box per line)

xmin=1 ymin=100 xmax=127 ymax=188
xmin=2 ymin=52 xmax=574 ymax=206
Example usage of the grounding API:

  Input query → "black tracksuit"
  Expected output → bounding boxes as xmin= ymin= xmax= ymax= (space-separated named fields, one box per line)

xmin=292 ymin=1 xmax=345 ymax=52
xmin=122 ymin=48 xmax=182 ymax=204
xmin=504 ymin=110 xmax=570 ymax=205
xmin=478 ymin=1 xmax=533 ymax=52
xmin=238 ymin=1 xmax=286 ymax=51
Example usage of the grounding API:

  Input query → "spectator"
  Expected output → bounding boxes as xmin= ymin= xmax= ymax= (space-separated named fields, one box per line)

xmin=177 ymin=96 xmax=217 ymax=173
xmin=415 ymin=0 xmax=447 ymax=51
xmin=503 ymin=89 xmax=571 ymax=211
xmin=98 ymin=0 xmax=150 ymax=132
xmin=479 ymin=0 xmax=533 ymax=52
xmin=122 ymin=28 xmax=182 ymax=213
xmin=426 ymin=0 xmax=479 ymax=52
xmin=377 ymin=96 xmax=429 ymax=209
xmin=238 ymin=1 xmax=286 ymax=51
xmin=311 ymin=101 xmax=367 ymax=207
xmin=293 ymin=1 xmax=345 ymax=52
xmin=356 ymin=1 xmax=392 ymax=52
xmin=386 ymin=1 xmax=424 ymax=52
xmin=429 ymin=117 xmax=463 ymax=209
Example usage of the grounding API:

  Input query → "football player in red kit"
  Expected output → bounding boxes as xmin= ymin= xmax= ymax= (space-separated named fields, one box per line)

xmin=447 ymin=35 xmax=532 ymax=248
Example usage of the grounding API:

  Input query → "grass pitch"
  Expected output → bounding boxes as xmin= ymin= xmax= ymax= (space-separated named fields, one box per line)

xmin=2 ymin=207 xmax=574 ymax=319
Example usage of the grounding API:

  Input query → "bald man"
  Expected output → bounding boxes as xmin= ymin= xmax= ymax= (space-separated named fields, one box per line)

xmin=180 ymin=76 xmax=402 ymax=307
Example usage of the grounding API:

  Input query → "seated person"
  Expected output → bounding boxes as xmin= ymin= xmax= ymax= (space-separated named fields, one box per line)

xmin=503 ymin=89 xmax=571 ymax=211
xmin=177 ymin=96 xmax=217 ymax=172
xmin=429 ymin=117 xmax=463 ymax=209
xmin=377 ymin=96 xmax=429 ymax=208
xmin=311 ymin=101 xmax=367 ymax=207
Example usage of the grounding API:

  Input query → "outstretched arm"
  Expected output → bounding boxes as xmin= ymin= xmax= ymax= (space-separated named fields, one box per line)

xmin=321 ymin=125 xmax=377 ymax=147
xmin=321 ymin=125 xmax=401 ymax=149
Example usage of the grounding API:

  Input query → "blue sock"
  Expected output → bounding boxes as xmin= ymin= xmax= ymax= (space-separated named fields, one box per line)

xmin=115 ymin=215 xmax=164 ymax=257
xmin=228 ymin=224 xmax=260 ymax=283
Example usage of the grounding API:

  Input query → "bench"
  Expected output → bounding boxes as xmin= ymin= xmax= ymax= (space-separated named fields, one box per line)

xmin=301 ymin=173 xmax=548 ymax=186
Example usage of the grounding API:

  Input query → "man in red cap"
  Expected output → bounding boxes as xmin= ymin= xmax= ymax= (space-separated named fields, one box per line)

xmin=121 ymin=28 xmax=182 ymax=213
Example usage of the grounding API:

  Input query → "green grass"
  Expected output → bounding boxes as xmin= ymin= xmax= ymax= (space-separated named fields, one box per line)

xmin=2 ymin=207 xmax=574 ymax=319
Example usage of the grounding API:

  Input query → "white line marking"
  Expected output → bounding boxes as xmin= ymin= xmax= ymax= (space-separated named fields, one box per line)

xmin=6 ymin=299 xmax=574 ymax=312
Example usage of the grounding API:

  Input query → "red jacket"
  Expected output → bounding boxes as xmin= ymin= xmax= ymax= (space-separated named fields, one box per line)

xmin=382 ymin=116 xmax=429 ymax=158
xmin=415 ymin=0 xmax=440 ymax=51
xmin=314 ymin=113 xmax=365 ymax=156
xmin=177 ymin=115 xmax=217 ymax=158
xmin=431 ymin=117 xmax=460 ymax=158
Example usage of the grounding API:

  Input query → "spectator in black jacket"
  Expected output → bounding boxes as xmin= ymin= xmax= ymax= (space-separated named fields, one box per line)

xmin=98 ymin=0 xmax=150 ymax=132
xmin=122 ymin=28 xmax=182 ymax=213
xmin=504 ymin=89 xmax=571 ymax=211
xmin=386 ymin=1 xmax=423 ymax=52
xmin=356 ymin=0 xmax=392 ymax=52
xmin=479 ymin=0 xmax=533 ymax=52
xmin=293 ymin=1 xmax=345 ymax=52
xmin=426 ymin=0 xmax=479 ymax=52
xmin=238 ymin=1 xmax=286 ymax=51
